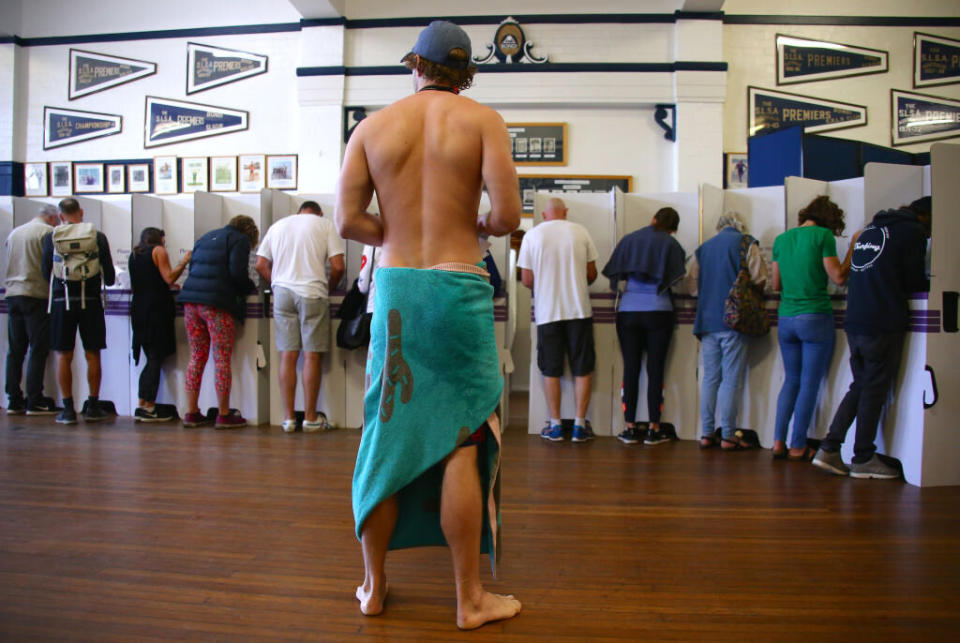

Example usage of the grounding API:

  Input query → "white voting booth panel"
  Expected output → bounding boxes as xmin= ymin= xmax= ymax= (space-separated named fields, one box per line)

xmin=0 ymin=197 xmax=12 ymax=408
xmin=610 ymin=191 xmax=700 ymax=439
xmin=527 ymin=191 xmax=617 ymax=435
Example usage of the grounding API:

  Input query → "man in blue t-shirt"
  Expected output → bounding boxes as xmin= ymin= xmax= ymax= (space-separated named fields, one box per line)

xmin=812 ymin=197 xmax=929 ymax=480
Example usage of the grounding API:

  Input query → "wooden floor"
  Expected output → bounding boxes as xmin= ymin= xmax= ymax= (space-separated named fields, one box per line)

xmin=1 ymin=396 xmax=959 ymax=641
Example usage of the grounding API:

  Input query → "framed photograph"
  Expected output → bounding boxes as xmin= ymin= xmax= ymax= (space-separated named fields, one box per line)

xmin=210 ymin=156 xmax=237 ymax=192
xmin=153 ymin=156 xmax=178 ymax=195
xmin=49 ymin=161 xmax=73 ymax=197
xmin=128 ymin=163 xmax=150 ymax=193
xmin=725 ymin=153 xmax=749 ymax=189
xmin=507 ymin=122 xmax=568 ymax=166
xmin=73 ymin=162 xmax=104 ymax=193
xmin=266 ymin=154 xmax=298 ymax=190
xmin=24 ymin=162 xmax=48 ymax=197
xmin=238 ymin=154 xmax=265 ymax=193
xmin=106 ymin=164 xmax=125 ymax=193
xmin=182 ymin=157 xmax=208 ymax=193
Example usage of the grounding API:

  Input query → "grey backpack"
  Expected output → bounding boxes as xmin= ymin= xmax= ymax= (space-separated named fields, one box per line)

xmin=48 ymin=222 xmax=100 ymax=311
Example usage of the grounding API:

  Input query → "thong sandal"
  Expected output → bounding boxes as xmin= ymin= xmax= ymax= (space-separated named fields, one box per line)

xmin=788 ymin=446 xmax=816 ymax=462
xmin=772 ymin=445 xmax=788 ymax=459
xmin=699 ymin=435 xmax=719 ymax=449
xmin=721 ymin=437 xmax=754 ymax=451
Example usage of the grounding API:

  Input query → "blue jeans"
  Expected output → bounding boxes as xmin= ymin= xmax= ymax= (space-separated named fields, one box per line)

xmin=774 ymin=313 xmax=836 ymax=449
xmin=700 ymin=330 xmax=747 ymax=439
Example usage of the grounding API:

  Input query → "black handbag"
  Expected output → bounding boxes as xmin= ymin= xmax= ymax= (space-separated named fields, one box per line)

xmin=336 ymin=249 xmax=374 ymax=350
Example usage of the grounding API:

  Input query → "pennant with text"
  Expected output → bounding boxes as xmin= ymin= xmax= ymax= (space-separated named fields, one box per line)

xmin=892 ymin=89 xmax=960 ymax=146
xmin=69 ymin=49 xmax=157 ymax=100
xmin=43 ymin=106 xmax=122 ymax=150
xmin=749 ymin=86 xmax=867 ymax=138
xmin=776 ymin=35 xmax=887 ymax=85
xmin=144 ymin=96 xmax=248 ymax=148
xmin=186 ymin=42 xmax=268 ymax=94
xmin=914 ymin=33 xmax=960 ymax=88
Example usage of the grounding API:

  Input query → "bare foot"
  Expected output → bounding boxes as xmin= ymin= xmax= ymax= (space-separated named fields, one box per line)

xmin=356 ymin=580 xmax=388 ymax=616
xmin=457 ymin=591 xmax=522 ymax=630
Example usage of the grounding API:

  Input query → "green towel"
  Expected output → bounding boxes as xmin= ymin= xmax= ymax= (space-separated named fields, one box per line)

xmin=352 ymin=266 xmax=503 ymax=570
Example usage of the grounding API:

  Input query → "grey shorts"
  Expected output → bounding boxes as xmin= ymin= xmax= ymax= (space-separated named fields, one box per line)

xmin=273 ymin=286 xmax=330 ymax=352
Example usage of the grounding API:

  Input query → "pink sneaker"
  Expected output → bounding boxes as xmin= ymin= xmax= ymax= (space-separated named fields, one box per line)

xmin=215 ymin=409 xmax=247 ymax=430
xmin=183 ymin=411 xmax=212 ymax=428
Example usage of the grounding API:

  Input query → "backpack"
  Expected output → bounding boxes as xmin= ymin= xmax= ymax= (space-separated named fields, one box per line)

xmin=722 ymin=234 xmax=770 ymax=337
xmin=48 ymin=222 xmax=101 ymax=311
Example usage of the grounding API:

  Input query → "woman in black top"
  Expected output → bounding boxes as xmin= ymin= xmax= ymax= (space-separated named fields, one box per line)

xmin=129 ymin=227 xmax=190 ymax=422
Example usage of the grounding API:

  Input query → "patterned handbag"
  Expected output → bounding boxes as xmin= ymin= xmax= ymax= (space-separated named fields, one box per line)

xmin=722 ymin=235 xmax=770 ymax=336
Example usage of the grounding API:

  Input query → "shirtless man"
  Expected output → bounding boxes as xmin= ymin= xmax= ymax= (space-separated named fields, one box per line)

xmin=335 ymin=20 xmax=522 ymax=630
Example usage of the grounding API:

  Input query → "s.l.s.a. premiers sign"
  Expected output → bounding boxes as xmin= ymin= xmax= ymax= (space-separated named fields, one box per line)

xmin=776 ymin=34 xmax=887 ymax=85
xmin=891 ymin=89 xmax=960 ymax=146
xmin=186 ymin=42 xmax=267 ymax=94
xmin=43 ymin=106 xmax=122 ymax=150
xmin=749 ymin=86 xmax=867 ymax=138
xmin=144 ymin=96 xmax=248 ymax=148
xmin=69 ymin=49 xmax=156 ymax=99
xmin=914 ymin=33 xmax=960 ymax=88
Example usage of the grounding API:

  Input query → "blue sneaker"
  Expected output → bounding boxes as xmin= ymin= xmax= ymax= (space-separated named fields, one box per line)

xmin=571 ymin=423 xmax=594 ymax=443
xmin=540 ymin=422 xmax=564 ymax=441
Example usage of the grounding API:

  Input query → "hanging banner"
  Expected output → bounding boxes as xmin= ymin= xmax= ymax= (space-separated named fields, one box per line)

xmin=914 ymin=33 xmax=960 ymax=88
xmin=776 ymin=35 xmax=887 ymax=85
xmin=891 ymin=89 xmax=960 ymax=146
xmin=43 ymin=106 xmax=122 ymax=150
xmin=144 ymin=96 xmax=248 ymax=148
xmin=186 ymin=42 xmax=268 ymax=94
xmin=749 ymin=86 xmax=867 ymax=138
xmin=69 ymin=49 xmax=157 ymax=100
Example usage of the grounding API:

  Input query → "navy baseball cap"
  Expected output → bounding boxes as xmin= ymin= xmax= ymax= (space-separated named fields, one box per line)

xmin=404 ymin=20 xmax=472 ymax=69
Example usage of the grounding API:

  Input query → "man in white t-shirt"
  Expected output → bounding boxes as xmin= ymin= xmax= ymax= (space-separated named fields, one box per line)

xmin=255 ymin=201 xmax=345 ymax=433
xmin=517 ymin=197 xmax=599 ymax=442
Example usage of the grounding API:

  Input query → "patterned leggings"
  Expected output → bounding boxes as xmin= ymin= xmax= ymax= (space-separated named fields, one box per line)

xmin=184 ymin=304 xmax=236 ymax=396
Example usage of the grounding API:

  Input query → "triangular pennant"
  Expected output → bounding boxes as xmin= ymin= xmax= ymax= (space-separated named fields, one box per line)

xmin=892 ymin=89 xmax=960 ymax=146
xmin=914 ymin=32 xmax=960 ymax=88
xmin=144 ymin=96 xmax=248 ymax=148
xmin=749 ymin=86 xmax=867 ymax=138
xmin=44 ymin=106 xmax=122 ymax=150
xmin=186 ymin=42 xmax=268 ymax=94
xmin=69 ymin=49 xmax=157 ymax=99
xmin=777 ymin=35 xmax=888 ymax=85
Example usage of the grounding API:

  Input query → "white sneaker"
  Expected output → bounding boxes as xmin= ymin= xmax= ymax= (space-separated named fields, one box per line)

xmin=302 ymin=412 xmax=329 ymax=433
xmin=281 ymin=419 xmax=298 ymax=433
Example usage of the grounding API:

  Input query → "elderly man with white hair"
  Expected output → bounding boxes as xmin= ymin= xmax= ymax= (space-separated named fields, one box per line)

xmin=684 ymin=213 xmax=767 ymax=450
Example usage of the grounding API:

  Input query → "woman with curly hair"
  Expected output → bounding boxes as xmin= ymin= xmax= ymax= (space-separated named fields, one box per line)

xmin=770 ymin=195 xmax=857 ymax=460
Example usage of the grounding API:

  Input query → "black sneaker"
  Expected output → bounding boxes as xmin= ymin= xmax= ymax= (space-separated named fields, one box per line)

xmin=644 ymin=428 xmax=671 ymax=445
xmin=26 ymin=396 xmax=61 ymax=416
xmin=84 ymin=401 xmax=108 ymax=423
xmin=6 ymin=397 xmax=26 ymax=415
xmin=617 ymin=427 xmax=641 ymax=444
xmin=134 ymin=406 xmax=175 ymax=423
xmin=56 ymin=408 xmax=78 ymax=425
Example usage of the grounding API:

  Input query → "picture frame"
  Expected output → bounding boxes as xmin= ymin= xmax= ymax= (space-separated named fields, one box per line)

xmin=507 ymin=122 xmax=568 ymax=166
xmin=238 ymin=154 xmax=265 ymax=193
xmin=210 ymin=156 xmax=238 ymax=192
xmin=266 ymin=154 xmax=298 ymax=190
xmin=775 ymin=34 xmax=888 ymax=86
xmin=49 ymin=161 xmax=73 ymax=197
xmin=914 ymin=32 xmax=960 ymax=89
xmin=891 ymin=89 xmax=960 ymax=147
xmin=106 ymin=164 xmax=125 ymax=193
xmin=153 ymin=156 xmax=178 ymax=195
xmin=725 ymin=153 xmax=749 ymax=189
xmin=181 ymin=157 xmax=209 ymax=193
xmin=515 ymin=174 xmax=632 ymax=215
xmin=73 ymin=162 xmax=104 ymax=193
xmin=24 ymin=162 xmax=48 ymax=197
xmin=127 ymin=163 xmax=150 ymax=193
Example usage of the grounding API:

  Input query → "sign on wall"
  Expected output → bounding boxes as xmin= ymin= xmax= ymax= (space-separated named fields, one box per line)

xmin=891 ymin=89 xmax=960 ymax=146
xmin=144 ymin=96 xmax=248 ymax=148
xmin=776 ymin=34 xmax=887 ymax=85
xmin=914 ymin=33 xmax=960 ymax=89
xmin=473 ymin=17 xmax=548 ymax=64
xmin=748 ymin=86 xmax=867 ymax=138
xmin=186 ymin=42 xmax=268 ymax=94
xmin=43 ymin=106 xmax=122 ymax=150
xmin=517 ymin=175 xmax=631 ymax=214
xmin=508 ymin=123 xmax=567 ymax=165
xmin=69 ymin=49 xmax=157 ymax=100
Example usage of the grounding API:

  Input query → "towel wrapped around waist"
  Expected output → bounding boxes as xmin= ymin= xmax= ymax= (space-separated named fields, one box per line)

xmin=352 ymin=266 xmax=503 ymax=570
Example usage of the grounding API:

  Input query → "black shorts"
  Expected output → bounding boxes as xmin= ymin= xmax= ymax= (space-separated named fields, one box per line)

xmin=536 ymin=317 xmax=596 ymax=377
xmin=50 ymin=300 xmax=107 ymax=352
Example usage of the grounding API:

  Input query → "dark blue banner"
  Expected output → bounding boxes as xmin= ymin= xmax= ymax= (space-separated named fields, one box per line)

xmin=69 ymin=49 xmax=156 ymax=99
xmin=749 ymin=87 xmax=866 ymax=137
xmin=915 ymin=33 xmax=960 ymax=88
xmin=144 ymin=97 xmax=248 ymax=148
xmin=892 ymin=90 xmax=960 ymax=146
xmin=43 ymin=107 xmax=122 ymax=150
xmin=777 ymin=35 xmax=887 ymax=84
xmin=187 ymin=42 xmax=267 ymax=94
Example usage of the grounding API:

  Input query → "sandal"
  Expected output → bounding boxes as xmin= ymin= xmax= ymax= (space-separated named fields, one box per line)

xmin=788 ymin=446 xmax=817 ymax=462
xmin=721 ymin=437 xmax=755 ymax=451
xmin=772 ymin=446 xmax=788 ymax=460
xmin=699 ymin=435 xmax=719 ymax=449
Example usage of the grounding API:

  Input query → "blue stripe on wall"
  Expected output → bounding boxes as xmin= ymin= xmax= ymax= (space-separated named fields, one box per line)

xmin=15 ymin=22 xmax=302 ymax=47
xmin=298 ymin=61 xmax=727 ymax=77
xmin=724 ymin=15 xmax=960 ymax=26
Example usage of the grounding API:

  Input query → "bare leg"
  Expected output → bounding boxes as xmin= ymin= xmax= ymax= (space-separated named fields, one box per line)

xmin=56 ymin=351 xmax=73 ymax=399
xmin=574 ymin=374 xmax=592 ymax=420
xmin=544 ymin=376 xmax=562 ymax=420
xmin=279 ymin=350 xmax=299 ymax=421
xmin=84 ymin=350 xmax=101 ymax=397
xmin=302 ymin=352 xmax=322 ymax=423
xmin=357 ymin=495 xmax=397 ymax=616
xmin=185 ymin=388 xmax=201 ymax=416
xmin=442 ymin=446 xmax=521 ymax=630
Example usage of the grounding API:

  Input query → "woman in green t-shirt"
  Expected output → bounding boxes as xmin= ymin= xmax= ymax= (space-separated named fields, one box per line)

xmin=770 ymin=196 xmax=855 ymax=460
